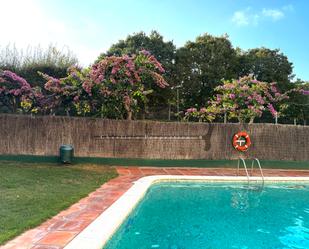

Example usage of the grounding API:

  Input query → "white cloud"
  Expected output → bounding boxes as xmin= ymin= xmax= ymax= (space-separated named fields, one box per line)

xmin=262 ymin=9 xmax=285 ymax=21
xmin=231 ymin=4 xmax=293 ymax=27
xmin=231 ymin=11 xmax=249 ymax=26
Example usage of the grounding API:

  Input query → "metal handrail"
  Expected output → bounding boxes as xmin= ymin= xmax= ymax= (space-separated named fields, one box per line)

xmin=238 ymin=158 xmax=264 ymax=187
xmin=251 ymin=158 xmax=265 ymax=185
xmin=237 ymin=158 xmax=250 ymax=184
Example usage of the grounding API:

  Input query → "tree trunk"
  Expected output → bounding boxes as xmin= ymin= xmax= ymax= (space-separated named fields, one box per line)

xmin=249 ymin=117 xmax=255 ymax=124
xmin=124 ymin=95 xmax=132 ymax=120
xmin=127 ymin=111 xmax=132 ymax=120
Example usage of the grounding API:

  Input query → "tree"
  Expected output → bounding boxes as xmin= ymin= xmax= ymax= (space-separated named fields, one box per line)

xmin=185 ymin=75 xmax=290 ymax=123
xmin=175 ymin=33 xmax=238 ymax=109
xmin=97 ymin=31 xmax=176 ymax=117
xmin=41 ymin=51 xmax=168 ymax=120
xmin=89 ymin=51 xmax=168 ymax=120
xmin=236 ymin=48 xmax=293 ymax=92
xmin=281 ymin=80 xmax=309 ymax=125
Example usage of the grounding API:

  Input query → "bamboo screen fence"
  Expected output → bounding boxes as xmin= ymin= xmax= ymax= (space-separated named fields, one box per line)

xmin=0 ymin=114 xmax=308 ymax=161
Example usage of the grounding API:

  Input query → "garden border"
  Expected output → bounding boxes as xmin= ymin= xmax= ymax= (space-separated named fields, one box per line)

xmin=0 ymin=155 xmax=308 ymax=169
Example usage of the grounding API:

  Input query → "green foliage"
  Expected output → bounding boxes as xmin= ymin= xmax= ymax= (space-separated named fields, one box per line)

xmin=0 ymin=33 xmax=307 ymax=125
xmin=175 ymin=33 xmax=238 ymax=109
xmin=91 ymin=32 xmax=305 ymax=123
xmin=282 ymin=80 xmax=309 ymax=124
xmin=0 ymin=70 xmax=42 ymax=114
xmin=97 ymin=31 xmax=176 ymax=115
xmin=236 ymin=48 xmax=293 ymax=91
xmin=89 ymin=51 xmax=168 ymax=120
xmin=39 ymin=67 xmax=90 ymax=116
xmin=183 ymin=107 xmax=217 ymax=122
xmin=185 ymin=76 xmax=290 ymax=123
xmin=40 ymin=51 xmax=168 ymax=119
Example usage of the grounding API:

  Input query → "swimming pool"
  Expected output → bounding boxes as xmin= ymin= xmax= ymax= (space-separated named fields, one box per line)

xmin=104 ymin=181 xmax=309 ymax=249
xmin=63 ymin=176 xmax=309 ymax=249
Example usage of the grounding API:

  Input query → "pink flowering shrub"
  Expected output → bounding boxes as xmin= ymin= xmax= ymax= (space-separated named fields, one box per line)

xmin=39 ymin=67 xmax=90 ymax=116
xmin=184 ymin=107 xmax=217 ymax=122
xmin=211 ymin=75 xmax=290 ymax=122
xmin=300 ymin=89 xmax=309 ymax=95
xmin=85 ymin=50 xmax=168 ymax=119
xmin=39 ymin=51 xmax=168 ymax=118
xmin=0 ymin=70 xmax=42 ymax=113
xmin=185 ymin=75 xmax=294 ymax=123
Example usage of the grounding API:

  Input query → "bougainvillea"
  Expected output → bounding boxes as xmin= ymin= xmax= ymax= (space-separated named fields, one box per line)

xmin=85 ymin=50 xmax=168 ymax=119
xmin=39 ymin=67 xmax=90 ymax=116
xmin=184 ymin=107 xmax=218 ymax=122
xmin=39 ymin=51 xmax=168 ymax=118
xmin=185 ymin=75 xmax=303 ymax=123
xmin=0 ymin=70 xmax=42 ymax=113
xmin=300 ymin=89 xmax=309 ymax=95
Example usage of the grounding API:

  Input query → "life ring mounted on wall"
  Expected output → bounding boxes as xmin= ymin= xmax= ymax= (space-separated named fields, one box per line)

xmin=232 ymin=131 xmax=251 ymax=152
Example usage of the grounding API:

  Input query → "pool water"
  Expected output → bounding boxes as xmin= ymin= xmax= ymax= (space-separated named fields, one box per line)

xmin=104 ymin=182 xmax=309 ymax=249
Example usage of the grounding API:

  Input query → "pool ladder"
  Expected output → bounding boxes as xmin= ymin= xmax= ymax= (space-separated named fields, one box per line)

xmin=237 ymin=158 xmax=264 ymax=187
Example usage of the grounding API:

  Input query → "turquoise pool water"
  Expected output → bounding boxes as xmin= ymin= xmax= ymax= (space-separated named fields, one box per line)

xmin=104 ymin=182 xmax=309 ymax=249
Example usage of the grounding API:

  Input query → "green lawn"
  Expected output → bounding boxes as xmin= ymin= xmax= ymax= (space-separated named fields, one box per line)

xmin=0 ymin=161 xmax=118 ymax=245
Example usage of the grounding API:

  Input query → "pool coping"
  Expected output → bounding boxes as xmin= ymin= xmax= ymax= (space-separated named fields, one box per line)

xmin=63 ymin=175 xmax=309 ymax=249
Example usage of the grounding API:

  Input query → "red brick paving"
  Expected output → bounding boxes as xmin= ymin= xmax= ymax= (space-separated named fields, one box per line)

xmin=37 ymin=231 xmax=77 ymax=247
xmin=1 ymin=166 xmax=309 ymax=249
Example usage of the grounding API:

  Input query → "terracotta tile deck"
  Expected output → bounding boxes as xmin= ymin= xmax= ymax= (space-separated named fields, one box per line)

xmin=2 ymin=166 xmax=309 ymax=249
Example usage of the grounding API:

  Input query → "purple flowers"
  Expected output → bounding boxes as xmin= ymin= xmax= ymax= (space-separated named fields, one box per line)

xmin=0 ymin=70 xmax=33 ymax=96
xmin=0 ymin=50 xmax=168 ymax=119
xmin=186 ymin=108 xmax=197 ymax=114
xmin=270 ymin=83 xmax=278 ymax=93
xmin=300 ymin=89 xmax=309 ymax=95
xmin=223 ymin=83 xmax=235 ymax=90
xmin=240 ymin=85 xmax=249 ymax=91
xmin=0 ymin=70 xmax=40 ymax=113
xmin=140 ymin=49 xmax=151 ymax=56
xmin=89 ymin=51 xmax=167 ymax=89
xmin=229 ymin=93 xmax=236 ymax=99
xmin=82 ymin=79 xmax=93 ymax=95
xmin=0 ymin=70 xmax=32 ymax=96
xmin=252 ymin=93 xmax=265 ymax=105
xmin=184 ymin=106 xmax=216 ymax=122
xmin=267 ymin=103 xmax=277 ymax=117
xmin=2 ymin=70 xmax=31 ymax=88
xmin=199 ymin=107 xmax=207 ymax=113
xmin=126 ymin=60 xmax=135 ymax=71
xmin=207 ymin=75 xmax=289 ymax=122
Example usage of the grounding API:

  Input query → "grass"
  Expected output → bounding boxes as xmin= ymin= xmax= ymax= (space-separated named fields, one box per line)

xmin=0 ymin=161 xmax=118 ymax=245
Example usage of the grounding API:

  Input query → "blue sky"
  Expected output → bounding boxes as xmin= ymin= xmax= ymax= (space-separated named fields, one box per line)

xmin=0 ymin=0 xmax=308 ymax=80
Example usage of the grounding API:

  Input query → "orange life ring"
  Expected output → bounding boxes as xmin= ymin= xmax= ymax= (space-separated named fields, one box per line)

xmin=232 ymin=131 xmax=251 ymax=152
